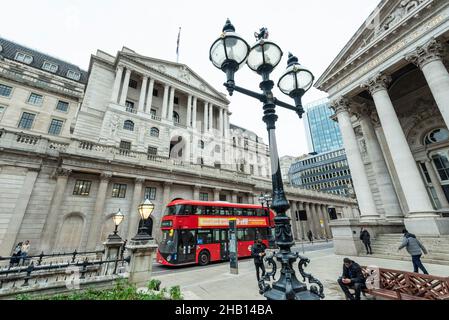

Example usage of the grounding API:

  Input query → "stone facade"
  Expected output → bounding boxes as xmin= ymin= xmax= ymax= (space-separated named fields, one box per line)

xmin=315 ymin=0 xmax=449 ymax=253
xmin=0 ymin=41 xmax=357 ymax=257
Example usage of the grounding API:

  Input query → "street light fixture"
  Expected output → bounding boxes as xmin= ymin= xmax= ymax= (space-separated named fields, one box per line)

xmin=210 ymin=20 xmax=324 ymax=300
xmin=133 ymin=199 xmax=155 ymax=241
xmin=108 ymin=209 xmax=124 ymax=241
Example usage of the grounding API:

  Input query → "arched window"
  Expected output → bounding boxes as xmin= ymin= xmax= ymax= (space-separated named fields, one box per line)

xmin=123 ymin=120 xmax=134 ymax=131
xmin=424 ymin=128 xmax=449 ymax=145
xmin=150 ymin=127 xmax=159 ymax=137
xmin=173 ymin=111 xmax=180 ymax=124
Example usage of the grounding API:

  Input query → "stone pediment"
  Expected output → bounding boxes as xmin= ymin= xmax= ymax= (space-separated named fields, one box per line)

xmin=315 ymin=0 xmax=435 ymax=90
xmin=121 ymin=53 xmax=229 ymax=104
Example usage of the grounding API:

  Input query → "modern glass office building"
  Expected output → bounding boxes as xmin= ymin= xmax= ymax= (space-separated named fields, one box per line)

xmin=289 ymin=148 xmax=353 ymax=197
xmin=304 ymin=98 xmax=343 ymax=154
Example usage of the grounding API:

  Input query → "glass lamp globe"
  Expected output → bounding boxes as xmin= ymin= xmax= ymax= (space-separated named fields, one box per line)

xmin=247 ymin=39 xmax=283 ymax=74
xmin=112 ymin=209 xmax=124 ymax=226
xmin=209 ymin=19 xmax=250 ymax=72
xmin=278 ymin=53 xmax=314 ymax=96
xmin=138 ymin=199 xmax=155 ymax=220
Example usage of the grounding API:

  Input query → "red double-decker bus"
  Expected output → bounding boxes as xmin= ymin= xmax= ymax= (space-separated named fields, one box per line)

xmin=156 ymin=199 xmax=275 ymax=266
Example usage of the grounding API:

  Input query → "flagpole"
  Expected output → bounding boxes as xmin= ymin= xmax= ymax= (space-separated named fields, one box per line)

xmin=176 ymin=27 xmax=181 ymax=63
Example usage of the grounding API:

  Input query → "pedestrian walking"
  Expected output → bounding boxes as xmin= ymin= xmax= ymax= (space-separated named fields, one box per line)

xmin=398 ymin=229 xmax=429 ymax=274
xmin=251 ymin=239 xmax=267 ymax=282
xmin=360 ymin=227 xmax=373 ymax=255
xmin=337 ymin=258 xmax=366 ymax=300
xmin=307 ymin=230 xmax=314 ymax=244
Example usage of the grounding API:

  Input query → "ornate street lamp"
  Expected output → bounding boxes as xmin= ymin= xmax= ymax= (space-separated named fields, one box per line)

xmin=210 ymin=20 xmax=324 ymax=300
xmin=108 ymin=209 xmax=124 ymax=241
xmin=132 ymin=199 xmax=155 ymax=241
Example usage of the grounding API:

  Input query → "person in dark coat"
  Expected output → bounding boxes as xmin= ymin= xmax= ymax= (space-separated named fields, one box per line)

xmin=251 ymin=239 xmax=267 ymax=282
xmin=307 ymin=230 xmax=314 ymax=244
xmin=337 ymin=258 xmax=366 ymax=300
xmin=360 ymin=228 xmax=372 ymax=255
xmin=9 ymin=242 xmax=22 ymax=266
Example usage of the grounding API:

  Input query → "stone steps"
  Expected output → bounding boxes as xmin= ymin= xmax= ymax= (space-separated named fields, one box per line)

xmin=368 ymin=234 xmax=449 ymax=266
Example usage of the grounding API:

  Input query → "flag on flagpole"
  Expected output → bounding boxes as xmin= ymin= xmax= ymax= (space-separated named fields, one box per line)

xmin=176 ymin=27 xmax=181 ymax=63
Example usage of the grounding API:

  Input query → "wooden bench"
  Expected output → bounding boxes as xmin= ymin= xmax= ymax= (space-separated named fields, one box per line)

xmin=360 ymin=266 xmax=449 ymax=300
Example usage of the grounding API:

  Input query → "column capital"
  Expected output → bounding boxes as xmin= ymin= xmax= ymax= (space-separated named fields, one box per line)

xmin=362 ymin=73 xmax=392 ymax=95
xmin=135 ymin=177 xmax=145 ymax=184
xmin=55 ymin=168 xmax=72 ymax=177
xmin=100 ymin=172 xmax=113 ymax=181
xmin=406 ymin=38 xmax=446 ymax=69
xmin=330 ymin=97 xmax=351 ymax=115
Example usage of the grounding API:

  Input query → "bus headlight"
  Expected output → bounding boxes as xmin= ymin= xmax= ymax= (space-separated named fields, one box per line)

xmin=166 ymin=255 xmax=172 ymax=262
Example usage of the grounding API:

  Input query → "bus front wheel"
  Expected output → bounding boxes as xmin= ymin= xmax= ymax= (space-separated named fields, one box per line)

xmin=198 ymin=251 xmax=210 ymax=266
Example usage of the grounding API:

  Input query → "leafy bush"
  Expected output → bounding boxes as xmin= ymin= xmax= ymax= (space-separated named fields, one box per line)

xmin=17 ymin=279 xmax=183 ymax=300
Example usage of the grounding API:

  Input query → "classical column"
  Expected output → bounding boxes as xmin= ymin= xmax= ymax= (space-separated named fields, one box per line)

xmin=145 ymin=79 xmax=155 ymax=114
xmin=289 ymin=201 xmax=299 ymax=241
xmin=214 ymin=188 xmax=221 ymax=202
xmin=40 ymin=168 xmax=72 ymax=252
xmin=323 ymin=205 xmax=332 ymax=238
xmin=168 ymin=87 xmax=175 ymax=121
xmin=186 ymin=95 xmax=192 ymax=127
xmin=1 ymin=168 xmax=39 ymax=257
xmin=87 ymin=173 xmax=112 ymax=250
xmin=331 ymin=98 xmax=379 ymax=219
xmin=297 ymin=202 xmax=306 ymax=240
xmin=425 ymin=160 xmax=449 ymax=209
xmin=193 ymin=185 xmax=201 ymax=201
xmin=219 ymin=107 xmax=224 ymax=136
xmin=363 ymin=74 xmax=436 ymax=217
xmin=138 ymin=76 xmax=148 ymax=113
xmin=111 ymin=65 xmax=124 ymax=103
xmin=407 ymin=39 xmax=449 ymax=129
xmin=203 ymin=102 xmax=209 ymax=133
xmin=356 ymin=105 xmax=403 ymax=219
xmin=209 ymin=104 xmax=214 ymax=133
xmin=224 ymin=111 xmax=230 ymax=138
xmin=161 ymin=84 xmax=170 ymax=119
xmin=192 ymin=97 xmax=198 ymax=129
xmin=231 ymin=191 xmax=238 ymax=203
xmin=119 ymin=68 xmax=132 ymax=106
xmin=126 ymin=178 xmax=145 ymax=241
xmin=305 ymin=203 xmax=316 ymax=238
xmin=313 ymin=204 xmax=325 ymax=238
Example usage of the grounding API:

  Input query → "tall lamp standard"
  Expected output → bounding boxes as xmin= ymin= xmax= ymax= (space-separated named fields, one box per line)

xmin=210 ymin=19 xmax=324 ymax=300
xmin=258 ymin=193 xmax=276 ymax=249
xmin=132 ymin=199 xmax=155 ymax=241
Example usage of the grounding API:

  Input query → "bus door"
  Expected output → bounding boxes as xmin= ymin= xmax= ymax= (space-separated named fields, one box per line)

xmin=178 ymin=230 xmax=196 ymax=263
xmin=219 ymin=229 xmax=229 ymax=260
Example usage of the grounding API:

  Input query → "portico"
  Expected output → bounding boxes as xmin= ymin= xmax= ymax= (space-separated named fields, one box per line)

xmin=315 ymin=0 xmax=449 ymax=254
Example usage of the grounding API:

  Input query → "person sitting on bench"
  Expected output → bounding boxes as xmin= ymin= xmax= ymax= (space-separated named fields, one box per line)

xmin=337 ymin=258 xmax=366 ymax=300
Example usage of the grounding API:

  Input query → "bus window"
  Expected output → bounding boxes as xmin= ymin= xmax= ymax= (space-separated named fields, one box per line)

xmin=246 ymin=228 xmax=257 ymax=241
xmin=256 ymin=209 xmax=266 ymax=217
xmin=237 ymin=229 xmax=245 ymax=241
xmin=213 ymin=229 xmax=221 ymax=243
xmin=217 ymin=207 xmax=226 ymax=216
xmin=223 ymin=207 xmax=232 ymax=216
xmin=196 ymin=206 xmax=205 ymax=215
xmin=234 ymin=208 xmax=243 ymax=216
xmin=241 ymin=208 xmax=248 ymax=216
xmin=183 ymin=205 xmax=193 ymax=215
xmin=197 ymin=229 xmax=213 ymax=245
xmin=257 ymin=228 xmax=269 ymax=240
xmin=247 ymin=209 xmax=256 ymax=216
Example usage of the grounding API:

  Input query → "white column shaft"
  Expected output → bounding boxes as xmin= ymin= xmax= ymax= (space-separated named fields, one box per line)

xmin=359 ymin=116 xmax=403 ymax=218
xmin=337 ymin=110 xmax=379 ymax=219
xmin=372 ymin=89 xmax=435 ymax=215
xmin=186 ymin=95 xmax=192 ymax=127
xmin=146 ymin=79 xmax=155 ymax=114
xmin=192 ymin=97 xmax=198 ymax=129
xmin=203 ymin=103 xmax=209 ymax=133
xmin=219 ymin=108 xmax=224 ymax=136
xmin=209 ymin=104 xmax=214 ymax=132
xmin=422 ymin=60 xmax=449 ymax=129
xmin=111 ymin=66 xmax=124 ymax=103
xmin=138 ymin=76 xmax=148 ymax=113
xmin=119 ymin=69 xmax=132 ymax=106
xmin=161 ymin=85 xmax=170 ymax=119
xmin=168 ymin=87 xmax=175 ymax=121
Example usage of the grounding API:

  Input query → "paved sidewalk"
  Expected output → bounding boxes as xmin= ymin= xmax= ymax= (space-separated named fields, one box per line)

xmin=153 ymin=248 xmax=449 ymax=300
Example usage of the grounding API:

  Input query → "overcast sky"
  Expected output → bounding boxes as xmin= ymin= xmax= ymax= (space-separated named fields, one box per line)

xmin=0 ymin=0 xmax=380 ymax=156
